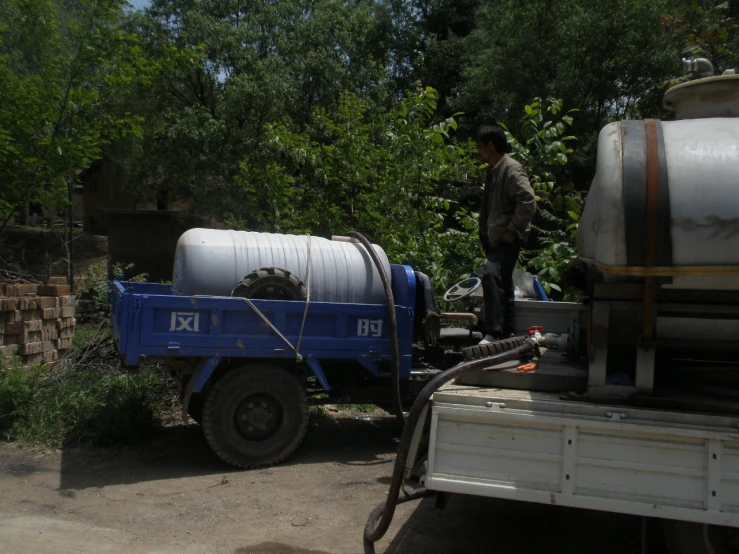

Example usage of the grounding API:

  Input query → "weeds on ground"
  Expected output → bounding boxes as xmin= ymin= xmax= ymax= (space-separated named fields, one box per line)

xmin=77 ymin=261 xmax=148 ymax=303
xmin=0 ymin=324 xmax=178 ymax=447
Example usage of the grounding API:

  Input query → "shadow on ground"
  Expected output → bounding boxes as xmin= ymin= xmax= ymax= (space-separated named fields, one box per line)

xmin=59 ymin=413 xmax=400 ymax=490
xmin=382 ymin=494 xmax=642 ymax=554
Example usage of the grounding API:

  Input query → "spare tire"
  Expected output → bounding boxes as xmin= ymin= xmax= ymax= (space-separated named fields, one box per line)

xmin=231 ymin=267 xmax=306 ymax=301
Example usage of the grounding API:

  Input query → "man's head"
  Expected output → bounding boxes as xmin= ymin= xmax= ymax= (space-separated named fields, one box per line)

xmin=477 ymin=126 xmax=510 ymax=165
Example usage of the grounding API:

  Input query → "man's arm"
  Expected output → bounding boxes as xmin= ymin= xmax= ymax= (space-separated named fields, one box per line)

xmin=504 ymin=165 xmax=537 ymax=240
xmin=479 ymin=176 xmax=493 ymax=253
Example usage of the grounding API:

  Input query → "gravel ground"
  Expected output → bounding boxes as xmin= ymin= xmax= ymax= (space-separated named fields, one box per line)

xmin=0 ymin=410 xmax=642 ymax=554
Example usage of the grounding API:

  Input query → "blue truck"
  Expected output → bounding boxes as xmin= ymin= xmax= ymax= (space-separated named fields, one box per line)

xmin=110 ymin=260 xmax=502 ymax=468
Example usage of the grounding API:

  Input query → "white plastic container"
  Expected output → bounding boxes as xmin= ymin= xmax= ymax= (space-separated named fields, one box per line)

xmin=578 ymin=118 xmax=739 ymax=257
xmin=577 ymin=118 xmax=739 ymax=284
xmin=172 ymin=229 xmax=392 ymax=304
xmin=577 ymin=71 xmax=739 ymax=290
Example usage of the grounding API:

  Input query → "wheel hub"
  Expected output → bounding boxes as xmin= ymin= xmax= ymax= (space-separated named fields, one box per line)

xmin=235 ymin=394 xmax=283 ymax=441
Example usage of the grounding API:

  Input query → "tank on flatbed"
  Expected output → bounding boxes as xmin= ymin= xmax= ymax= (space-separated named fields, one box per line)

xmin=577 ymin=63 xmax=739 ymax=354
xmin=577 ymin=68 xmax=739 ymax=291
xmin=172 ymin=229 xmax=392 ymax=304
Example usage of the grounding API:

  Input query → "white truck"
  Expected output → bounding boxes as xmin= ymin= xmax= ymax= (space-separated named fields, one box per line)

xmin=365 ymin=59 xmax=739 ymax=553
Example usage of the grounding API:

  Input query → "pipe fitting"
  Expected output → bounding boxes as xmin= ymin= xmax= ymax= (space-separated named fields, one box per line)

xmin=682 ymin=57 xmax=714 ymax=79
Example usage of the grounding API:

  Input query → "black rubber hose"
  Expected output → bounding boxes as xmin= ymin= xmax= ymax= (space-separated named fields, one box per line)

xmin=347 ymin=231 xmax=405 ymax=425
xmin=362 ymin=339 xmax=537 ymax=554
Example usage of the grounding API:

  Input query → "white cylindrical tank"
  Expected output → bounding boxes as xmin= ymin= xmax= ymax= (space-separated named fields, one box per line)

xmin=172 ymin=229 xmax=392 ymax=304
xmin=577 ymin=72 xmax=739 ymax=289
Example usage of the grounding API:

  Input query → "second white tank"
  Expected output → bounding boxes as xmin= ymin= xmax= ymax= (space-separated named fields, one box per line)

xmin=172 ymin=229 xmax=392 ymax=304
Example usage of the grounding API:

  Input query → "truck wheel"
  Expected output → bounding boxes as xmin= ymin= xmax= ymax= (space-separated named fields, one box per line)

xmin=201 ymin=364 xmax=309 ymax=469
xmin=663 ymin=520 xmax=739 ymax=554
xmin=463 ymin=336 xmax=529 ymax=361
xmin=231 ymin=267 xmax=306 ymax=301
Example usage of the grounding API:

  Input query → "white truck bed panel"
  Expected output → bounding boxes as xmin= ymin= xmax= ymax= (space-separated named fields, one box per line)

xmin=426 ymin=386 xmax=739 ymax=526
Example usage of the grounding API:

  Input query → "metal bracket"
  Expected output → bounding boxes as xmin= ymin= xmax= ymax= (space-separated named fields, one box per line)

xmin=405 ymin=403 xmax=430 ymax=480
xmin=588 ymin=302 xmax=610 ymax=391
xmin=304 ymin=357 xmax=331 ymax=391
xmin=635 ymin=340 xmax=657 ymax=392
xmin=182 ymin=355 xmax=221 ymax=423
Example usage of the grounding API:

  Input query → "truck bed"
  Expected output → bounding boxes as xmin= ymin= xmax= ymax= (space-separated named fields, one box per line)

xmin=426 ymin=378 xmax=739 ymax=527
xmin=111 ymin=279 xmax=415 ymax=382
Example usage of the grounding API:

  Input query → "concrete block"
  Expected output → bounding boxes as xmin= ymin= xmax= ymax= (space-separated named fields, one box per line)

xmin=35 ymin=296 xmax=58 ymax=309
xmin=40 ymin=284 xmax=71 ymax=297
xmin=0 ymin=344 xmax=20 ymax=357
xmin=56 ymin=338 xmax=73 ymax=350
xmin=42 ymin=308 xmax=61 ymax=320
xmin=18 ymin=342 xmax=42 ymax=355
xmin=0 ymin=298 xmax=19 ymax=311
xmin=2 ymin=334 xmax=21 ymax=345
xmin=2 ymin=311 xmax=22 ymax=323
xmin=5 ymin=322 xmax=30 ymax=335
xmin=18 ymin=297 xmax=38 ymax=311
xmin=56 ymin=317 xmax=76 ymax=330
xmin=21 ymin=310 xmax=42 ymax=321
xmin=22 ymin=353 xmax=45 ymax=366
xmin=16 ymin=284 xmax=39 ymax=296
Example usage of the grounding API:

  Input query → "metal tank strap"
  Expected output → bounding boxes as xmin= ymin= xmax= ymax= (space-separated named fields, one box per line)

xmin=621 ymin=119 xmax=673 ymax=268
xmin=643 ymin=118 xmax=660 ymax=343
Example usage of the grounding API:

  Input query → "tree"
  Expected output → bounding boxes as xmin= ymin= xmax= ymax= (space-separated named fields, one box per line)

xmin=0 ymin=0 xmax=150 ymax=235
xmin=662 ymin=0 xmax=739 ymax=80
xmin=451 ymin=0 xmax=684 ymax=186
xmin=119 ymin=0 xmax=396 ymax=216
xmin=385 ymin=0 xmax=480 ymax=115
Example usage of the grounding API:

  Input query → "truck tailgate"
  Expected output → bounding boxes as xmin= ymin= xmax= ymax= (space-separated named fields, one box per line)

xmin=426 ymin=386 xmax=739 ymax=526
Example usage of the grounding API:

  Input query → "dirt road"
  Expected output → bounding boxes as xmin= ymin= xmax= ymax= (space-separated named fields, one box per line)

xmin=0 ymin=411 xmax=641 ymax=554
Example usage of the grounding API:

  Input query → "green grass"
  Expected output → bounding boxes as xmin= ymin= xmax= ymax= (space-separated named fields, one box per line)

xmin=0 ymin=325 xmax=176 ymax=447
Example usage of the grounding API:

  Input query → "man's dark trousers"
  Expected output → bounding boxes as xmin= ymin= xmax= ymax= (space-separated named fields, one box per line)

xmin=482 ymin=243 xmax=520 ymax=338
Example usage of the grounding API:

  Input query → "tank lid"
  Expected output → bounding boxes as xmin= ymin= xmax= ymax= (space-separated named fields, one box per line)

xmin=663 ymin=72 xmax=739 ymax=119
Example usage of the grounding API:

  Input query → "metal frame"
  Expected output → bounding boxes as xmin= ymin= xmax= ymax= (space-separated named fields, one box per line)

xmin=110 ymin=264 xmax=418 ymax=390
xmin=425 ymin=390 xmax=739 ymax=528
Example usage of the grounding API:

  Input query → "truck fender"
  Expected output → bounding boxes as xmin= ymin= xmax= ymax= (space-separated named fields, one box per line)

xmin=182 ymin=356 xmax=221 ymax=423
xmin=304 ymin=357 xmax=330 ymax=391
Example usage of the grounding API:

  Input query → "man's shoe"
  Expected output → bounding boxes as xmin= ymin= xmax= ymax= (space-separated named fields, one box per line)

xmin=479 ymin=334 xmax=498 ymax=345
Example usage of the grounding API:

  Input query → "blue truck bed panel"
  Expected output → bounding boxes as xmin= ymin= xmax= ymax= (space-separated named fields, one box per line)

xmin=110 ymin=265 xmax=417 ymax=388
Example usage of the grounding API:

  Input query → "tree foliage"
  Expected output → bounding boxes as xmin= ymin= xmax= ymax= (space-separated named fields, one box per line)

xmin=0 ymin=0 xmax=150 ymax=228
xmin=1 ymin=0 xmax=737 ymax=293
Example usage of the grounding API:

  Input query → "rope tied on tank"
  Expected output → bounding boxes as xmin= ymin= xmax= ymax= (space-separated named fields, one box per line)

xmin=236 ymin=234 xmax=313 ymax=363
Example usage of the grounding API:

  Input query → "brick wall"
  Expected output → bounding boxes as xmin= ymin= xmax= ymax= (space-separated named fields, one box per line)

xmin=0 ymin=284 xmax=76 ymax=368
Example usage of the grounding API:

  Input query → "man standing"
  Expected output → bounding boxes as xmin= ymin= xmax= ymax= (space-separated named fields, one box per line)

xmin=477 ymin=126 xmax=536 ymax=344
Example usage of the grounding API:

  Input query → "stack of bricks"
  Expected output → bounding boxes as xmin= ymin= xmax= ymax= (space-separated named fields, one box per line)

xmin=0 ymin=283 xmax=76 ymax=367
